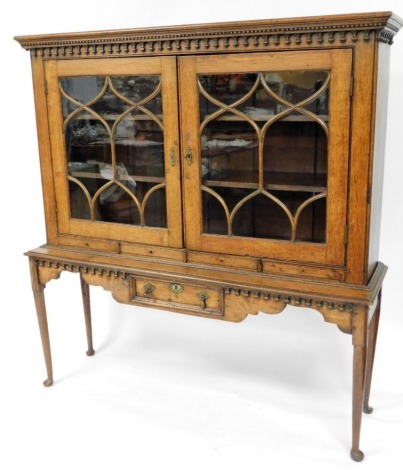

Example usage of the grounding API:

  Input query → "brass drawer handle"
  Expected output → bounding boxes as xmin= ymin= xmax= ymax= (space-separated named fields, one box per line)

xmin=143 ymin=283 xmax=155 ymax=297
xmin=196 ymin=291 xmax=209 ymax=309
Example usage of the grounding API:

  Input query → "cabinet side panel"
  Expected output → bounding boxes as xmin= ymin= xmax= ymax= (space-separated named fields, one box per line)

xmin=366 ymin=43 xmax=391 ymax=280
xmin=30 ymin=56 xmax=58 ymax=244
xmin=346 ymin=40 xmax=376 ymax=285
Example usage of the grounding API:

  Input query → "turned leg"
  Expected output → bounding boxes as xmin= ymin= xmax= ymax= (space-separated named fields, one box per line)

xmin=80 ymin=273 xmax=95 ymax=356
xmin=30 ymin=258 xmax=53 ymax=387
xmin=351 ymin=306 xmax=368 ymax=462
xmin=363 ymin=290 xmax=382 ymax=414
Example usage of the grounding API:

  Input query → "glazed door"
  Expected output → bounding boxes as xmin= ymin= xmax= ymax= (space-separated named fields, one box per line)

xmin=179 ymin=50 xmax=352 ymax=265
xmin=45 ymin=57 xmax=182 ymax=247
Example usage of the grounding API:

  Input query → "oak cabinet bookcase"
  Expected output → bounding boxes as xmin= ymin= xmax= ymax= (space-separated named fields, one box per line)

xmin=15 ymin=11 xmax=402 ymax=461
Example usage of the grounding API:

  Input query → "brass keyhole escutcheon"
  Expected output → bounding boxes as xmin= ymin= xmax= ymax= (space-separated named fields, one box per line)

xmin=170 ymin=147 xmax=175 ymax=167
xmin=185 ymin=147 xmax=193 ymax=166
xmin=169 ymin=283 xmax=183 ymax=295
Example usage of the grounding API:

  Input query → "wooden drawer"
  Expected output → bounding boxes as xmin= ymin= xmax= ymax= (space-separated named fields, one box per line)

xmin=131 ymin=278 xmax=223 ymax=316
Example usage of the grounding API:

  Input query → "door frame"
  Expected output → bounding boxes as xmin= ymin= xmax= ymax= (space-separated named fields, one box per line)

xmin=45 ymin=56 xmax=183 ymax=248
xmin=179 ymin=49 xmax=352 ymax=266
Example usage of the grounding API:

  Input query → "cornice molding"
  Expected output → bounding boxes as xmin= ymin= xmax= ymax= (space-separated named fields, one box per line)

xmin=14 ymin=11 xmax=402 ymax=58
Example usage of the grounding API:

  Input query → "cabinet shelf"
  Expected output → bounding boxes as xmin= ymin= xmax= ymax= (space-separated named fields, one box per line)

xmin=75 ymin=113 xmax=163 ymax=121
xmin=202 ymin=114 xmax=329 ymax=123
xmin=69 ymin=171 xmax=164 ymax=184
xmin=203 ymin=171 xmax=327 ymax=193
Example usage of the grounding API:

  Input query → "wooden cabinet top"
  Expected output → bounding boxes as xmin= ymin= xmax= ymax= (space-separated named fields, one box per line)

xmin=14 ymin=11 xmax=402 ymax=286
xmin=15 ymin=11 xmax=402 ymax=58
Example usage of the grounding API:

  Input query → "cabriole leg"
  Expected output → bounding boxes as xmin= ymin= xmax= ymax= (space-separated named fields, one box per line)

xmin=80 ymin=273 xmax=95 ymax=356
xmin=363 ymin=290 xmax=382 ymax=414
xmin=350 ymin=305 xmax=368 ymax=462
xmin=30 ymin=258 xmax=53 ymax=387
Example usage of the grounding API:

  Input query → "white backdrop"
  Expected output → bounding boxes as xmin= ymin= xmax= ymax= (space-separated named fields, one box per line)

xmin=1 ymin=1 xmax=402 ymax=469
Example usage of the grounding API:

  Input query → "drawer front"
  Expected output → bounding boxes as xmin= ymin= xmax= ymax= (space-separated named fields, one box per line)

xmin=131 ymin=278 xmax=223 ymax=316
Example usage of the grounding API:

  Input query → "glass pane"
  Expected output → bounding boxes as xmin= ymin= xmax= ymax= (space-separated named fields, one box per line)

xmin=265 ymin=71 xmax=329 ymax=114
xmin=263 ymin=121 xmax=327 ymax=186
xmin=60 ymin=74 xmax=166 ymax=227
xmin=98 ymin=188 xmax=140 ymax=225
xmin=116 ymin=118 xmax=164 ymax=178
xmin=198 ymin=69 xmax=329 ymax=243
xmin=60 ymin=76 xmax=106 ymax=117
xmin=90 ymin=89 xmax=129 ymax=116
xmin=202 ymin=191 xmax=228 ymax=235
xmin=69 ymin=181 xmax=92 ymax=219
xmin=143 ymin=186 xmax=167 ymax=228
xmin=111 ymin=75 xmax=161 ymax=102
xmin=201 ymin=118 xmax=258 ymax=185
xmin=199 ymin=73 xmax=257 ymax=107
xmin=295 ymin=196 xmax=326 ymax=243
xmin=232 ymin=192 xmax=292 ymax=239
xmin=66 ymin=118 xmax=110 ymax=148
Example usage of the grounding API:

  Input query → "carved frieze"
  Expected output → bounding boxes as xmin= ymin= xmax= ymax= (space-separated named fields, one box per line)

xmin=15 ymin=12 xmax=402 ymax=58
xmin=36 ymin=259 xmax=127 ymax=279
xmin=36 ymin=259 xmax=130 ymax=302
xmin=224 ymin=287 xmax=352 ymax=312
xmin=34 ymin=257 xmax=353 ymax=333
xmin=223 ymin=287 xmax=353 ymax=332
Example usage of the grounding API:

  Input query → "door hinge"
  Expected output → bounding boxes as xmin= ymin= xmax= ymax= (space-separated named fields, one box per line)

xmin=44 ymin=79 xmax=48 ymax=96
xmin=350 ymin=76 xmax=354 ymax=97
xmin=344 ymin=225 xmax=348 ymax=244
